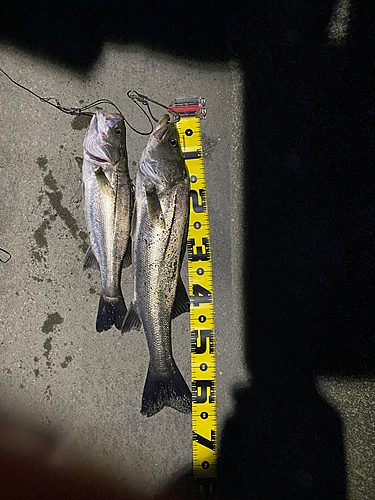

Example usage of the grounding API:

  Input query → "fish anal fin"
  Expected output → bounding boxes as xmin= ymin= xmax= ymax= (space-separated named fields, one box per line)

xmin=83 ymin=246 xmax=100 ymax=270
xmin=171 ymin=276 xmax=190 ymax=319
xmin=72 ymin=182 xmax=84 ymax=203
xmin=121 ymin=302 xmax=142 ymax=332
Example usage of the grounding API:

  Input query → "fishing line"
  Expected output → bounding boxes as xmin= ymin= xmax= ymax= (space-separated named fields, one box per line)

xmin=0 ymin=248 xmax=11 ymax=263
xmin=0 ymin=67 xmax=92 ymax=116
xmin=127 ymin=90 xmax=181 ymax=122
xmin=0 ymin=68 xmax=152 ymax=135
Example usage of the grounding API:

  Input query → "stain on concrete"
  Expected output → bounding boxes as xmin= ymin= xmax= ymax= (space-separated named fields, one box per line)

xmin=31 ymin=250 xmax=44 ymax=262
xmin=36 ymin=155 xmax=48 ymax=171
xmin=202 ymin=133 xmax=218 ymax=160
xmin=34 ymin=368 xmax=40 ymax=377
xmin=60 ymin=355 xmax=72 ymax=368
xmin=44 ymin=170 xmax=58 ymax=191
xmin=32 ymin=169 xmax=86 ymax=263
xmin=34 ymin=219 xmax=52 ymax=249
xmin=44 ymin=170 xmax=80 ymax=239
xmin=71 ymin=115 xmax=91 ymax=131
xmin=43 ymin=337 xmax=52 ymax=360
xmin=32 ymin=276 xmax=44 ymax=282
xmin=20 ymin=384 xmax=24 ymax=389
xmin=89 ymin=286 xmax=96 ymax=295
xmin=45 ymin=385 xmax=52 ymax=401
xmin=42 ymin=312 xmax=64 ymax=334
xmin=78 ymin=230 xmax=89 ymax=253
xmin=34 ymin=356 xmax=39 ymax=362
xmin=78 ymin=240 xmax=89 ymax=253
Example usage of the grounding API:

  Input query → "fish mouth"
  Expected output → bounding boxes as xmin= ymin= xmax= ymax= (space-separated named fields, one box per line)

xmin=153 ymin=114 xmax=170 ymax=142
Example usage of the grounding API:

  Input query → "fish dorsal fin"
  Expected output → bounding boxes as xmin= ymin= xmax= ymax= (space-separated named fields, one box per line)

xmin=72 ymin=181 xmax=84 ymax=204
xmin=122 ymin=302 xmax=142 ymax=332
xmin=83 ymin=246 xmax=100 ymax=270
xmin=171 ymin=276 xmax=190 ymax=319
xmin=146 ymin=185 xmax=166 ymax=229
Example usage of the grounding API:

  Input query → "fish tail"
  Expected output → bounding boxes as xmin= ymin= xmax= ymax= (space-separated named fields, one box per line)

xmin=141 ymin=363 xmax=192 ymax=417
xmin=96 ymin=290 xmax=127 ymax=332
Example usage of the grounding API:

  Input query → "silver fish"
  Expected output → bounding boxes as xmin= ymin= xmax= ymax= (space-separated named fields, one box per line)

xmin=122 ymin=114 xmax=191 ymax=417
xmin=75 ymin=109 xmax=131 ymax=332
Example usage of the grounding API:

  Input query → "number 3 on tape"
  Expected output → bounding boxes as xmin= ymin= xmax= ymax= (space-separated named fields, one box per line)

xmin=170 ymin=98 xmax=217 ymax=492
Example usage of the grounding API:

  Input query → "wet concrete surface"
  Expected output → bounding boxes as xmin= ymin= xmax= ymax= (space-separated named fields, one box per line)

xmin=0 ymin=43 xmax=246 ymax=497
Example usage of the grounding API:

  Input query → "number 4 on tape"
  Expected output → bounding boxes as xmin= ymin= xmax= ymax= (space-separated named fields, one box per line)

xmin=169 ymin=98 xmax=217 ymax=495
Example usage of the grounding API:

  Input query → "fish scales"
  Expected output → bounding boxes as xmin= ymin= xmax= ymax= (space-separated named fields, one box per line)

xmin=80 ymin=110 xmax=131 ymax=332
xmin=122 ymin=114 xmax=191 ymax=417
xmin=135 ymin=176 xmax=187 ymax=373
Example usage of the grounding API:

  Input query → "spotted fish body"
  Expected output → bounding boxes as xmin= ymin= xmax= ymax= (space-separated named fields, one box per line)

xmin=81 ymin=110 xmax=131 ymax=332
xmin=122 ymin=114 xmax=191 ymax=417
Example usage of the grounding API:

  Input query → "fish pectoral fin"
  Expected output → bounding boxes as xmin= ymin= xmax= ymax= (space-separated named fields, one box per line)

xmin=83 ymin=246 xmax=100 ymax=270
xmin=171 ymin=276 xmax=190 ymax=319
xmin=121 ymin=302 xmax=142 ymax=332
xmin=72 ymin=181 xmax=84 ymax=203
xmin=146 ymin=186 xmax=166 ymax=229
xmin=95 ymin=166 xmax=115 ymax=196
xmin=122 ymin=239 xmax=132 ymax=268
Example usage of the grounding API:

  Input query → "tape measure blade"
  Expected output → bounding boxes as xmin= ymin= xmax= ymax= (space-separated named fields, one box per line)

xmin=176 ymin=111 xmax=217 ymax=484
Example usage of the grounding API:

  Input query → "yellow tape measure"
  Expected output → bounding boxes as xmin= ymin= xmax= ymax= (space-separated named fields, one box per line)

xmin=170 ymin=98 xmax=217 ymax=496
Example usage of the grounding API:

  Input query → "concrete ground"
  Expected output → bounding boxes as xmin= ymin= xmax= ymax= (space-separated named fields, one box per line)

xmin=0 ymin=42 xmax=246 ymax=497
xmin=0 ymin=36 xmax=374 ymax=499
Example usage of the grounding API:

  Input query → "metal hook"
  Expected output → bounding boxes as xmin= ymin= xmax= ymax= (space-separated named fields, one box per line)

xmin=127 ymin=90 xmax=180 ymax=123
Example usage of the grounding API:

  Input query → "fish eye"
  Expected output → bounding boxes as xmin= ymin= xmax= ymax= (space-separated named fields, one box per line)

xmin=115 ymin=128 xmax=122 ymax=135
xmin=169 ymin=138 xmax=177 ymax=147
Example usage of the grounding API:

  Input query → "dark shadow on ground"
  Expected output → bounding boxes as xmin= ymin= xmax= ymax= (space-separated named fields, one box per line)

xmin=219 ymin=1 xmax=374 ymax=498
xmin=2 ymin=0 xmax=375 ymax=498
